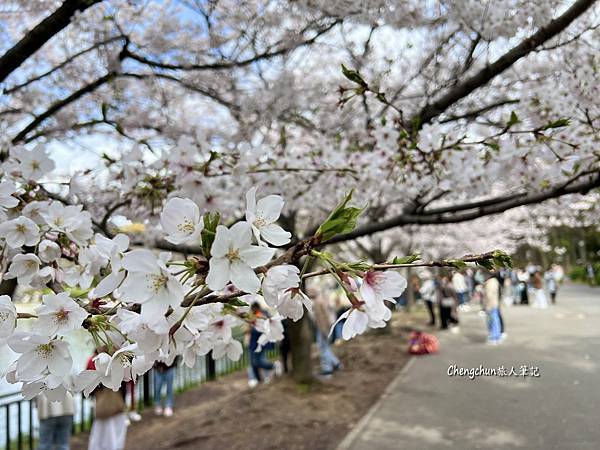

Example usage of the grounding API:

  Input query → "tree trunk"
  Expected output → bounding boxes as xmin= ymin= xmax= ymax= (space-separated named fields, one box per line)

xmin=288 ymin=311 xmax=313 ymax=384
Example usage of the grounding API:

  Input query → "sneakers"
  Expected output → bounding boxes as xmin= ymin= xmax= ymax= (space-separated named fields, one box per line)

xmin=154 ymin=406 xmax=163 ymax=416
xmin=163 ymin=407 xmax=173 ymax=417
xmin=248 ymin=379 xmax=259 ymax=388
xmin=128 ymin=411 xmax=142 ymax=422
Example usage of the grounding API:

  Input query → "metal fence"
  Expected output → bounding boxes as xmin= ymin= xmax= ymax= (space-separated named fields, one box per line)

xmin=0 ymin=344 xmax=278 ymax=450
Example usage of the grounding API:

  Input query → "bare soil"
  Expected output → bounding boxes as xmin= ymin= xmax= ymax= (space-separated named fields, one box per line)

xmin=72 ymin=310 xmax=429 ymax=450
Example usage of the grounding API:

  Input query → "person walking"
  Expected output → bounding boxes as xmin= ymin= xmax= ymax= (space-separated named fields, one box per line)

xmin=247 ymin=302 xmax=281 ymax=384
xmin=545 ymin=267 xmax=558 ymax=304
xmin=532 ymin=270 xmax=548 ymax=308
xmin=37 ymin=393 xmax=75 ymax=450
xmin=154 ymin=357 xmax=178 ymax=417
xmin=482 ymin=271 xmax=502 ymax=345
xmin=312 ymin=289 xmax=342 ymax=377
xmin=437 ymin=275 xmax=459 ymax=331
xmin=87 ymin=351 xmax=127 ymax=450
xmin=452 ymin=271 xmax=469 ymax=309
xmin=419 ymin=272 xmax=437 ymax=326
xmin=517 ymin=269 xmax=529 ymax=305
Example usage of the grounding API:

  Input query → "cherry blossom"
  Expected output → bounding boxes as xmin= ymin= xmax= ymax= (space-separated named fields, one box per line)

xmin=38 ymin=240 xmax=61 ymax=263
xmin=0 ymin=181 xmax=18 ymax=212
xmin=360 ymin=270 xmax=407 ymax=305
xmin=11 ymin=146 xmax=55 ymax=180
xmin=255 ymin=315 xmax=285 ymax=351
xmin=4 ymin=253 xmax=41 ymax=285
xmin=277 ymin=288 xmax=313 ymax=322
xmin=160 ymin=197 xmax=203 ymax=245
xmin=212 ymin=338 xmax=243 ymax=361
xmin=206 ymin=222 xmax=275 ymax=293
xmin=35 ymin=292 xmax=88 ymax=337
xmin=0 ymin=216 xmax=40 ymax=248
xmin=261 ymin=265 xmax=301 ymax=307
xmin=0 ymin=295 xmax=17 ymax=340
xmin=245 ymin=187 xmax=292 ymax=246
xmin=120 ymin=250 xmax=186 ymax=318
xmin=8 ymin=332 xmax=73 ymax=381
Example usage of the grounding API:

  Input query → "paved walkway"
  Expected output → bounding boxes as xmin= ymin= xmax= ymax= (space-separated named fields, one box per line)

xmin=338 ymin=283 xmax=600 ymax=450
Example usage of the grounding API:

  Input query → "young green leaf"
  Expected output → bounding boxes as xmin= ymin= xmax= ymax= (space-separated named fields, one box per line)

xmin=541 ymin=118 xmax=570 ymax=130
xmin=341 ymin=64 xmax=368 ymax=87
xmin=316 ymin=190 xmax=364 ymax=242
xmin=201 ymin=211 xmax=220 ymax=257
xmin=507 ymin=111 xmax=519 ymax=128
xmin=392 ymin=254 xmax=421 ymax=264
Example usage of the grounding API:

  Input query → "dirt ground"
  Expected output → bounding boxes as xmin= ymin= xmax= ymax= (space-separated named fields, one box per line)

xmin=72 ymin=310 xmax=430 ymax=450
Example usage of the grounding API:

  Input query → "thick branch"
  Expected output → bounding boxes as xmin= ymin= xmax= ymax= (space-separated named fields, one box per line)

xmin=0 ymin=0 xmax=103 ymax=83
xmin=325 ymin=173 xmax=600 ymax=244
xmin=414 ymin=0 xmax=596 ymax=128
xmin=11 ymin=72 xmax=116 ymax=144
xmin=3 ymin=35 xmax=124 ymax=95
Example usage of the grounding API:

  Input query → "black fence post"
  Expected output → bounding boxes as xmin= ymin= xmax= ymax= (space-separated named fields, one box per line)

xmin=206 ymin=352 xmax=216 ymax=381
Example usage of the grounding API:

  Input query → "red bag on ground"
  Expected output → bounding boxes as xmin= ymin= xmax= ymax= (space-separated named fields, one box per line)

xmin=408 ymin=331 xmax=439 ymax=355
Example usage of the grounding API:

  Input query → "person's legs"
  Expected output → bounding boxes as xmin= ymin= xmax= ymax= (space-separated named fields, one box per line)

xmin=449 ymin=305 xmax=459 ymax=324
xmin=250 ymin=351 xmax=262 ymax=382
xmin=498 ymin=307 xmax=504 ymax=334
xmin=257 ymin=350 xmax=274 ymax=371
xmin=317 ymin=331 xmax=339 ymax=373
xmin=440 ymin=305 xmax=449 ymax=329
xmin=488 ymin=308 xmax=501 ymax=342
xmin=551 ymin=291 xmax=556 ymax=304
xmin=280 ymin=338 xmax=290 ymax=372
xmin=53 ymin=415 xmax=73 ymax=450
xmin=333 ymin=319 xmax=345 ymax=341
xmin=154 ymin=370 xmax=165 ymax=406
xmin=37 ymin=418 xmax=54 ymax=450
xmin=457 ymin=292 xmax=465 ymax=305
xmin=164 ymin=367 xmax=175 ymax=409
xmin=425 ymin=300 xmax=435 ymax=325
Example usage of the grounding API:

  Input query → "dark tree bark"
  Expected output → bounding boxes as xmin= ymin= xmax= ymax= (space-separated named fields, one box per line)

xmin=0 ymin=0 xmax=103 ymax=84
xmin=288 ymin=312 xmax=314 ymax=384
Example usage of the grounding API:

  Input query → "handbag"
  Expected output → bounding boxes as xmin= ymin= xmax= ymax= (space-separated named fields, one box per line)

xmin=95 ymin=387 xmax=125 ymax=419
xmin=441 ymin=297 xmax=455 ymax=307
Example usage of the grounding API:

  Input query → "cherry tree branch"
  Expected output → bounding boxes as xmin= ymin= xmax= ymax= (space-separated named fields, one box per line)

xmin=0 ymin=0 xmax=103 ymax=83
xmin=324 ymin=172 xmax=600 ymax=244
xmin=11 ymin=71 xmax=117 ymax=144
xmin=2 ymin=35 xmax=124 ymax=95
xmin=413 ymin=0 xmax=596 ymax=128
xmin=121 ymin=19 xmax=341 ymax=72
xmin=301 ymin=251 xmax=503 ymax=279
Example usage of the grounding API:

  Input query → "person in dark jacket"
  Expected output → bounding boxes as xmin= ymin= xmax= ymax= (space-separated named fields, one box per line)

xmin=437 ymin=276 xmax=459 ymax=330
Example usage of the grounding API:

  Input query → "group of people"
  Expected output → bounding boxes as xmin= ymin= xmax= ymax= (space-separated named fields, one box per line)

xmin=416 ymin=263 xmax=564 ymax=345
xmin=512 ymin=264 xmax=564 ymax=308
xmin=419 ymin=272 xmax=466 ymax=331
xmin=246 ymin=285 xmax=345 ymax=387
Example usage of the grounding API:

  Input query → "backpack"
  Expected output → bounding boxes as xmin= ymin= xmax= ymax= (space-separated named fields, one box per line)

xmin=408 ymin=331 xmax=439 ymax=355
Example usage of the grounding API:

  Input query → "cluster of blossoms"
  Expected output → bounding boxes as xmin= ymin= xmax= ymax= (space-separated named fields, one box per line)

xmin=0 ymin=146 xmax=408 ymax=402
